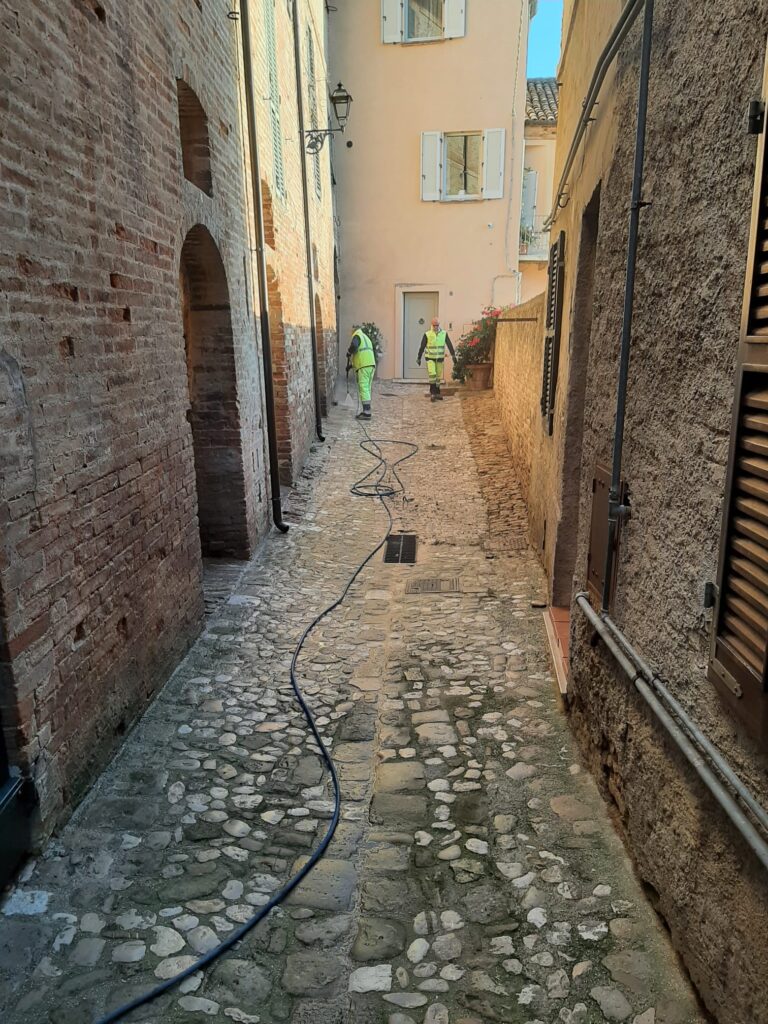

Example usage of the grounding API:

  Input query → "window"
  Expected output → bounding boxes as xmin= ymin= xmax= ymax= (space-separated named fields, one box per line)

xmin=445 ymin=133 xmax=481 ymax=198
xmin=176 ymin=81 xmax=213 ymax=196
xmin=407 ymin=0 xmax=442 ymax=40
xmin=382 ymin=0 xmax=466 ymax=43
xmin=420 ymin=129 xmax=505 ymax=202
xmin=306 ymin=28 xmax=321 ymax=198
xmin=264 ymin=0 xmax=286 ymax=197
xmin=521 ymin=168 xmax=538 ymax=230
xmin=709 ymin=50 xmax=768 ymax=741
xmin=540 ymin=231 xmax=566 ymax=435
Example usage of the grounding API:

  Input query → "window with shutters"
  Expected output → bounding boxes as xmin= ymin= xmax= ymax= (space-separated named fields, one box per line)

xmin=382 ymin=0 xmax=466 ymax=44
xmin=540 ymin=231 xmax=566 ymax=435
xmin=306 ymin=28 xmax=321 ymax=199
xmin=264 ymin=0 xmax=286 ymax=198
xmin=420 ymin=129 xmax=505 ymax=202
xmin=709 ymin=49 xmax=768 ymax=741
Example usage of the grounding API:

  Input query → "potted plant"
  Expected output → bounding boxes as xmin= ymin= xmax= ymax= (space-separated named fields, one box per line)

xmin=451 ymin=306 xmax=502 ymax=390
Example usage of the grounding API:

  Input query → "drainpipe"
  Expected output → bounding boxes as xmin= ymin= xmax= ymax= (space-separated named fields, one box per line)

xmin=575 ymin=594 xmax=768 ymax=873
xmin=601 ymin=0 xmax=655 ymax=611
xmin=239 ymin=0 xmax=289 ymax=533
xmin=291 ymin=0 xmax=326 ymax=443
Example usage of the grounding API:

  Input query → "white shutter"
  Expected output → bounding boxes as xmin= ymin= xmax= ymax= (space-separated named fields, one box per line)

xmin=444 ymin=0 xmax=466 ymax=38
xmin=482 ymin=128 xmax=505 ymax=200
xmin=521 ymin=168 xmax=538 ymax=227
xmin=421 ymin=131 xmax=443 ymax=201
xmin=382 ymin=0 xmax=404 ymax=43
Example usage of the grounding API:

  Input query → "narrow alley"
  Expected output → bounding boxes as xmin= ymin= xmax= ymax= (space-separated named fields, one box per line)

xmin=0 ymin=388 xmax=704 ymax=1024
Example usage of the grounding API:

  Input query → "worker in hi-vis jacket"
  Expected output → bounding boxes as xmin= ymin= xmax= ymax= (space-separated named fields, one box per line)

xmin=417 ymin=317 xmax=456 ymax=401
xmin=346 ymin=326 xmax=376 ymax=420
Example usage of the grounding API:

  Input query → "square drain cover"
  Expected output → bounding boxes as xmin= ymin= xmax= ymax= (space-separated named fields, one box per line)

xmin=406 ymin=578 xmax=460 ymax=595
xmin=384 ymin=534 xmax=417 ymax=564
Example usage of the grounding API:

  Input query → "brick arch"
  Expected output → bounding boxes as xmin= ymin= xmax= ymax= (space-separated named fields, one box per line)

xmin=265 ymin=264 xmax=292 ymax=484
xmin=180 ymin=226 xmax=249 ymax=557
xmin=315 ymin=293 xmax=328 ymax=417
xmin=176 ymin=80 xmax=213 ymax=196
xmin=0 ymin=349 xmax=36 ymax=773
xmin=261 ymin=179 xmax=276 ymax=249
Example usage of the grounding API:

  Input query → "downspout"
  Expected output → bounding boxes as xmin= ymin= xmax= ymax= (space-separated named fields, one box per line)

xmin=602 ymin=0 xmax=654 ymax=610
xmin=575 ymin=594 xmax=768 ymax=873
xmin=239 ymin=0 xmax=289 ymax=533
xmin=292 ymin=0 xmax=326 ymax=443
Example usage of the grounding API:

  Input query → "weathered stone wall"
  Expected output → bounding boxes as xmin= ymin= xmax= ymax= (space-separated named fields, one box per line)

xmin=0 ymin=0 xmax=336 ymax=836
xmin=563 ymin=2 xmax=768 ymax=1020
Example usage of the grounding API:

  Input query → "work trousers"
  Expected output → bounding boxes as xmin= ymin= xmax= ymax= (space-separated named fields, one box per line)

xmin=426 ymin=358 xmax=444 ymax=386
xmin=356 ymin=365 xmax=375 ymax=404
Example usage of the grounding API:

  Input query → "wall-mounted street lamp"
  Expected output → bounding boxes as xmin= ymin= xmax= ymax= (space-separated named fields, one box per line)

xmin=304 ymin=82 xmax=353 ymax=153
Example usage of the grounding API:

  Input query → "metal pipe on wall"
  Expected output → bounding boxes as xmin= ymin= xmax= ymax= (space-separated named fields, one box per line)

xmin=239 ymin=0 xmax=289 ymax=533
xmin=545 ymin=0 xmax=645 ymax=230
xmin=601 ymin=0 xmax=655 ymax=611
xmin=575 ymin=594 xmax=768 ymax=873
xmin=589 ymin=603 xmax=768 ymax=838
xmin=292 ymin=0 xmax=326 ymax=444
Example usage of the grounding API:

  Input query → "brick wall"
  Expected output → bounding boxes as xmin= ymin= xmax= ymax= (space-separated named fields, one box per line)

xmin=0 ymin=0 xmax=343 ymax=834
xmin=254 ymin=0 xmax=338 ymax=483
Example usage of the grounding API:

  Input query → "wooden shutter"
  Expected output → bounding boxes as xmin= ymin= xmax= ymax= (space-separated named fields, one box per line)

xmin=444 ymin=0 xmax=467 ymax=38
xmin=481 ymin=128 xmax=505 ymax=200
xmin=709 ymin=46 xmax=768 ymax=740
xmin=540 ymin=231 xmax=566 ymax=435
xmin=382 ymin=0 xmax=404 ymax=43
xmin=421 ymin=131 xmax=443 ymax=201
xmin=306 ymin=28 xmax=321 ymax=198
xmin=264 ymin=0 xmax=285 ymax=196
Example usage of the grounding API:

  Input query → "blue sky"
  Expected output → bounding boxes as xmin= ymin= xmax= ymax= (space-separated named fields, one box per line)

xmin=528 ymin=0 xmax=564 ymax=78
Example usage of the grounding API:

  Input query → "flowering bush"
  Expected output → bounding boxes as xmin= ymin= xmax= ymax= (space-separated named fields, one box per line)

xmin=451 ymin=306 xmax=503 ymax=383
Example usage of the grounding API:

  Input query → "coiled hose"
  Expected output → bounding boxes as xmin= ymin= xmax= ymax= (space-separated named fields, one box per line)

xmin=96 ymin=428 xmax=417 ymax=1023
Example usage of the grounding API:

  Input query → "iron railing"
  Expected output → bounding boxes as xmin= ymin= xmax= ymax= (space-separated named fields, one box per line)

xmin=519 ymin=215 xmax=550 ymax=259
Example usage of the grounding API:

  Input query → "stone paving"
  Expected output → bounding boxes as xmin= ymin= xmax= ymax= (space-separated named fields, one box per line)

xmin=0 ymin=386 xmax=705 ymax=1024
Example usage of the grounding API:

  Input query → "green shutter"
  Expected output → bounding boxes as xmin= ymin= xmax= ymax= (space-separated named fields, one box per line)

xmin=264 ymin=0 xmax=285 ymax=197
xmin=307 ymin=28 xmax=321 ymax=199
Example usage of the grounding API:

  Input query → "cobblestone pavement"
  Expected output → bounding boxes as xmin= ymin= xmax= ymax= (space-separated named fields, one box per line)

xmin=0 ymin=386 xmax=705 ymax=1024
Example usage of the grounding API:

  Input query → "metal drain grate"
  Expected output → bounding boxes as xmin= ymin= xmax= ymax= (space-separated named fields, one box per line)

xmin=405 ymin=577 xmax=460 ymax=595
xmin=384 ymin=534 xmax=418 ymax=564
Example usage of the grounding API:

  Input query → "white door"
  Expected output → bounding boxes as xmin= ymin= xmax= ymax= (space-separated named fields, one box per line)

xmin=403 ymin=291 xmax=439 ymax=379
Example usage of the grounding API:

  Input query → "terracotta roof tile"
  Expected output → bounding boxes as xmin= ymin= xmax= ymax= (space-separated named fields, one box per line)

xmin=526 ymin=77 xmax=558 ymax=125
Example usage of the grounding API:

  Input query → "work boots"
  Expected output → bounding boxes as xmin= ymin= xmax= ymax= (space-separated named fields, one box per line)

xmin=356 ymin=402 xmax=372 ymax=420
xmin=430 ymin=383 xmax=437 ymax=402
xmin=434 ymin=385 xmax=444 ymax=401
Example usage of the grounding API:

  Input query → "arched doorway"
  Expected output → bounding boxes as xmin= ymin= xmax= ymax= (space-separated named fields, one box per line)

xmin=179 ymin=226 xmax=249 ymax=558
xmin=315 ymin=293 xmax=328 ymax=417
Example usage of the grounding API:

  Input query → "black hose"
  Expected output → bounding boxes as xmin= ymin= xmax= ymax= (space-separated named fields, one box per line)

xmin=94 ymin=427 xmax=417 ymax=1024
